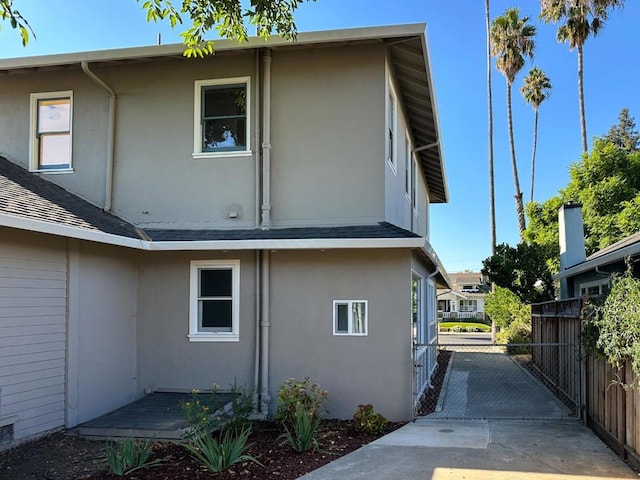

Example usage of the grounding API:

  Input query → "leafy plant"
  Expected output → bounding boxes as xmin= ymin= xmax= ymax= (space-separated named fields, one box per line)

xmin=589 ymin=269 xmax=640 ymax=381
xmin=105 ymin=437 xmax=163 ymax=476
xmin=352 ymin=404 xmax=388 ymax=435
xmin=182 ymin=381 xmax=254 ymax=439
xmin=278 ymin=405 xmax=322 ymax=452
xmin=181 ymin=427 xmax=261 ymax=473
xmin=275 ymin=377 xmax=328 ymax=425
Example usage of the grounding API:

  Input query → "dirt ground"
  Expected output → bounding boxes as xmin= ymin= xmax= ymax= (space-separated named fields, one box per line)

xmin=0 ymin=351 xmax=450 ymax=479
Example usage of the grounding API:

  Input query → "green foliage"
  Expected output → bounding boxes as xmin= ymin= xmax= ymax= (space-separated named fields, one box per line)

xmin=278 ymin=405 xmax=322 ymax=452
xmin=182 ymin=381 xmax=254 ymax=439
xmin=439 ymin=322 xmax=491 ymax=332
xmin=352 ymin=404 xmax=388 ymax=435
xmin=490 ymin=7 xmax=536 ymax=85
xmin=481 ymin=242 xmax=555 ymax=303
xmin=590 ymin=269 xmax=640 ymax=375
xmin=181 ymin=427 xmax=260 ymax=472
xmin=0 ymin=0 xmax=33 ymax=46
xmin=138 ymin=0 xmax=315 ymax=57
xmin=105 ymin=437 xmax=163 ymax=476
xmin=524 ymin=113 xmax=640 ymax=274
xmin=485 ymin=287 xmax=531 ymax=345
xmin=604 ymin=108 xmax=640 ymax=152
xmin=275 ymin=377 xmax=328 ymax=425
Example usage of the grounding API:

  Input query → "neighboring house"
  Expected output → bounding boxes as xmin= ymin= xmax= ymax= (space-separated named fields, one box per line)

xmin=0 ymin=24 xmax=450 ymax=449
xmin=555 ymin=203 xmax=638 ymax=299
xmin=437 ymin=271 xmax=489 ymax=321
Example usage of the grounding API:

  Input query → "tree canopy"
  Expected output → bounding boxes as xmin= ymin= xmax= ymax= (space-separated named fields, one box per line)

xmin=523 ymin=109 xmax=640 ymax=272
xmin=139 ymin=0 xmax=315 ymax=57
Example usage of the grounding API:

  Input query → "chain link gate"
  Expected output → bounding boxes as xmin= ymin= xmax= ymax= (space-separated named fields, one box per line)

xmin=413 ymin=342 xmax=582 ymax=420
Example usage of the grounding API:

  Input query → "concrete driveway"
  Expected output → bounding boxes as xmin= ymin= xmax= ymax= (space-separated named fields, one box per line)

xmin=298 ymin=343 xmax=637 ymax=479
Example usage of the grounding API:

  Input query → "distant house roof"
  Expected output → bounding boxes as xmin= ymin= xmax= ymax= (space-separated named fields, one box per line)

xmin=0 ymin=24 xmax=447 ymax=204
xmin=555 ymin=230 xmax=640 ymax=280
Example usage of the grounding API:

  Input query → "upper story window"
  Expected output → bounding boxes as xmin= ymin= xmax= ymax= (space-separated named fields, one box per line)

xmin=189 ymin=260 xmax=240 ymax=342
xmin=193 ymin=77 xmax=251 ymax=158
xmin=29 ymin=91 xmax=73 ymax=172
xmin=387 ymin=88 xmax=397 ymax=172
xmin=405 ymin=135 xmax=411 ymax=197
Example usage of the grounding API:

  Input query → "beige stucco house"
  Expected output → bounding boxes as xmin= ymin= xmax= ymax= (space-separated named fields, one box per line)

xmin=0 ymin=24 xmax=450 ymax=449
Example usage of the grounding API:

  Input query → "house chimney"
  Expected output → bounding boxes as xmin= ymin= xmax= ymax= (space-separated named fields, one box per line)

xmin=559 ymin=202 xmax=586 ymax=271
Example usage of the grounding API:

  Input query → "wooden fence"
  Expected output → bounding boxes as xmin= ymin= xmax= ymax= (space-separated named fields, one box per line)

xmin=532 ymin=299 xmax=640 ymax=469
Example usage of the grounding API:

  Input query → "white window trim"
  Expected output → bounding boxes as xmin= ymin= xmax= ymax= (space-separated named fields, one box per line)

xmin=188 ymin=259 xmax=240 ymax=342
xmin=193 ymin=77 xmax=251 ymax=159
xmin=579 ymin=279 xmax=610 ymax=297
xmin=29 ymin=90 xmax=74 ymax=173
xmin=405 ymin=133 xmax=411 ymax=201
xmin=333 ymin=300 xmax=368 ymax=336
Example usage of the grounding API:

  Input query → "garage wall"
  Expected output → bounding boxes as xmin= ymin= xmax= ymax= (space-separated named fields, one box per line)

xmin=0 ymin=228 xmax=67 ymax=447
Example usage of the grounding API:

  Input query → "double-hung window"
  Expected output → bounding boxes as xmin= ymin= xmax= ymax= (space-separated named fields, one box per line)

xmin=333 ymin=300 xmax=367 ymax=336
xmin=29 ymin=91 xmax=73 ymax=172
xmin=193 ymin=77 xmax=250 ymax=157
xmin=189 ymin=260 xmax=240 ymax=342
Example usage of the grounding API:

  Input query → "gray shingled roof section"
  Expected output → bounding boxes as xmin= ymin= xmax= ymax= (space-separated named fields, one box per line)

xmin=0 ymin=156 xmax=144 ymax=239
xmin=145 ymin=222 xmax=420 ymax=241
xmin=586 ymin=230 xmax=640 ymax=262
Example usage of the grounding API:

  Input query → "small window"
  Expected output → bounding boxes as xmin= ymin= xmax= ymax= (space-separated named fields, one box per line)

xmin=333 ymin=300 xmax=367 ymax=336
xmin=193 ymin=77 xmax=250 ymax=158
xmin=189 ymin=260 xmax=240 ymax=342
xmin=405 ymin=135 xmax=411 ymax=196
xmin=29 ymin=91 xmax=73 ymax=172
xmin=459 ymin=300 xmax=478 ymax=312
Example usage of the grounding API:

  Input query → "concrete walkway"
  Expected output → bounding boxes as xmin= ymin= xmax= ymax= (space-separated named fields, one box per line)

xmin=299 ymin=349 xmax=637 ymax=480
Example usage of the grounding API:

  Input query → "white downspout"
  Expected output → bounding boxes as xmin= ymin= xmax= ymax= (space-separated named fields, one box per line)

xmin=260 ymin=250 xmax=271 ymax=416
xmin=260 ymin=49 xmax=272 ymax=229
xmin=81 ymin=61 xmax=115 ymax=212
xmin=254 ymin=49 xmax=262 ymax=229
xmin=253 ymin=50 xmax=262 ymax=415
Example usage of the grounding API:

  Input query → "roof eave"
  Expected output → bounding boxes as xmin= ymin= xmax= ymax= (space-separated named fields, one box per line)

xmin=553 ymin=241 xmax=640 ymax=280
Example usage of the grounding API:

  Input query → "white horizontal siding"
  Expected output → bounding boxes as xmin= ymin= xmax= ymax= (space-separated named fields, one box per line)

xmin=0 ymin=234 xmax=67 ymax=445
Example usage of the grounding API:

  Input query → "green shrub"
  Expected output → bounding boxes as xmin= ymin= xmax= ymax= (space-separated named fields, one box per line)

xmin=275 ymin=377 xmax=328 ymax=425
xmin=182 ymin=381 xmax=254 ymax=438
xmin=352 ymin=404 xmax=388 ymax=435
xmin=105 ymin=437 xmax=163 ymax=476
xmin=181 ymin=427 xmax=260 ymax=473
xmin=278 ymin=405 xmax=322 ymax=452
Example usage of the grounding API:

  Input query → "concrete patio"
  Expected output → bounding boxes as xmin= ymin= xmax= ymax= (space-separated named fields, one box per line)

xmin=77 ymin=392 xmax=234 ymax=440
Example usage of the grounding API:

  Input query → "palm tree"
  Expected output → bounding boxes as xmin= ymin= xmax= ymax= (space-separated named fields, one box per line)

xmin=521 ymin=67 xmax=552 ymax=202
xmin=486 ymin=0 xmax=496 ymax=256
xmin=540 ymin=0 xmax=624 ymax=154
xmin=491 ymin=8 xmax=536 ymax=238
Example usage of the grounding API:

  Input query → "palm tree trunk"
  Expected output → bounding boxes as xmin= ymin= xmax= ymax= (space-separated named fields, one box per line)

xmin=506 ymin=81 xmax=526 ymax=237
xmin=486 ymin=0 xmax=496 ymax=257
xmin=530 ymin=108 xmax=538 ymax=203
xmin=578 ymin=45 xmax=588 ymax=154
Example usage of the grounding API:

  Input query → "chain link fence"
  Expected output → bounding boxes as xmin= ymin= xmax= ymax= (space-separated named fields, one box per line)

xmin=416 ymin=343 xmax=580 ymax=420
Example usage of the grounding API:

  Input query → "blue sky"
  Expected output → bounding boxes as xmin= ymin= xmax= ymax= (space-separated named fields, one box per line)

xmin=1 ymin=0 xmax=638 ymax=273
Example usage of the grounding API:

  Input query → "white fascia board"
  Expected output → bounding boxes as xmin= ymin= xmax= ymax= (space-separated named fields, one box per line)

xmin=419 ymin=238 xmax=451 ymax=288
xmin=146 ymin=237 xmax=424 ymax=251
xmin=0 ymin=213 xmax=424 ymax=251
xmin=0 ymin=213 xmax=145 ymax=249
xmin=553 ymin=242 xmax=640 ymax=280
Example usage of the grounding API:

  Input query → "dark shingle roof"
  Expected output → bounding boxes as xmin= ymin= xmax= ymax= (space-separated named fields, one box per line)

xmin=145 ymin=222 xmax=420 ymax=242
xmin=0 ymin=156 xmax=144 ymax=239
